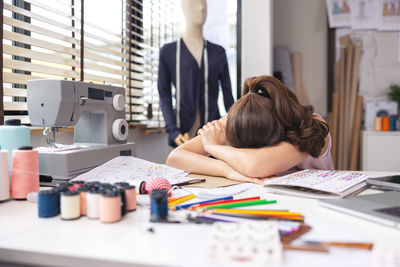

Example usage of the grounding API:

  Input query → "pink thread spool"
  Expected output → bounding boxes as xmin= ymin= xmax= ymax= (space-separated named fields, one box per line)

xmin=100 ymin=191 xmax=121 ymax=223
xmin=125 ymin=185 xmax=137 ymax=211
xmin=11 ymin=146 xmax=39 ymax=199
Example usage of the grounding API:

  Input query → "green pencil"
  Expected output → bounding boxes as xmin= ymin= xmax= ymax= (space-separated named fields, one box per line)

xmin=201 ymin=199 xmax=277 ymax=210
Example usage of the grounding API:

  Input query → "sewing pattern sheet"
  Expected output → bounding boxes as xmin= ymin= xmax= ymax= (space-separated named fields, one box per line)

xmin=264 ymin=169 xmax=368 ymax=194
xmin=71 ymin=156 xmax=191 ymax=184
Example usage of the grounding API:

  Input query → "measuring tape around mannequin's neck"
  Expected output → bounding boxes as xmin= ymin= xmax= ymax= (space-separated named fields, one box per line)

xmin=176 ymin=38 xmax=208 ymax=129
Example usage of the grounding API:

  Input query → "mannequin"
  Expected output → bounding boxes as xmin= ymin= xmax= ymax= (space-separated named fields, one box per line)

xmin=158 ymin=0 xmax=234 ymax=147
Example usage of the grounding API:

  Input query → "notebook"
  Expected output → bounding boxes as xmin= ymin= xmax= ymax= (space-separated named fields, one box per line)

xmin=263 ymin=169 xmax=368 ymax=199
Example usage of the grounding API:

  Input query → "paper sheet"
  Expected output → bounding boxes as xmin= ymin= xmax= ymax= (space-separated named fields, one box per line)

xmin=36 ymin=144 xmax=89 ymax=152
xmin=350 ymin=0 xmax=379 ymax=30
xmin=326 ymin=0 xmax=352 ymax=28
xmin=71 ymin=156 xmax=191 ymax=185
xmin=172 ymin=183 xmax=255 ymax=199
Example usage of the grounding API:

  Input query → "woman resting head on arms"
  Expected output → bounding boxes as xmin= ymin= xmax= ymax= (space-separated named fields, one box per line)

xmin=166 ymin=75 xmax=333 ymax=184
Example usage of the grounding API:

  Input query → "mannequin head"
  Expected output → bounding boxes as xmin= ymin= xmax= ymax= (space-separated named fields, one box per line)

xmin=181 ymin=0 xmax=207 ymax=27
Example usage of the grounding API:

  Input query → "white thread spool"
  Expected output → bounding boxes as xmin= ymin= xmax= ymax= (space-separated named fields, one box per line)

xmin=60 ymin=191 xmax=81 ymax=220
xmin=86 ymin=190 xmax=101 ymax=219
xmin=0 ymin=150 xmax=10 ymax=201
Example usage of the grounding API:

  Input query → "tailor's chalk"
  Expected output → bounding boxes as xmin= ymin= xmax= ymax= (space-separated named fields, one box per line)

xmin=38 ymin=189 xmax=59 ymax=218
xmin=174 ymin=196 xmax=233 ymax=210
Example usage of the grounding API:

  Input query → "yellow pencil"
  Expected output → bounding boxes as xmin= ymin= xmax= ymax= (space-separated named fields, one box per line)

xmin=168 ymin=194 xmax=195 ymax=207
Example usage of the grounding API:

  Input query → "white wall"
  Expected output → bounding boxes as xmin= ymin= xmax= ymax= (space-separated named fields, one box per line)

xmin=273 ymin=0 xmax=328 ymax=117
xmin=241 ymin=0 xmax=273 ymax=80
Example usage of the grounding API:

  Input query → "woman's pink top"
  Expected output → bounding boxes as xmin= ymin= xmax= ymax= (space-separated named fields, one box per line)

xmin=295 ymin=133 xmax=334 ymax=170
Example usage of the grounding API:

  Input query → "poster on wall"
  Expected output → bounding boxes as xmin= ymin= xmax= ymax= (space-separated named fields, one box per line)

xmin=350 ymin=0 xmax=380 ymax=30
xmin=378 ymin=0 xmax=400 ymax=31
xmin=326 ymin=0 xmax=352 ymax=28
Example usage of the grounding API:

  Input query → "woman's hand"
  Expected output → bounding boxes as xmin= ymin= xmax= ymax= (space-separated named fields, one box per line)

xmin=198 ymin=120 xmax=227 ymax=150
xmin=225 ymin=167 xmax=264 ymax=185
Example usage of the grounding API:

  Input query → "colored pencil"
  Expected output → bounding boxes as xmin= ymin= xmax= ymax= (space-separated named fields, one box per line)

xmin=190 ymin=196 xmax=260 ymax=209
xmin=201 ymin=199 xmax=276 ymax=210
xmin=168 ymin=194 xmax=195 ymax=207
xmin=174 ymin=196 xmax=233 ymax=210
xmin=168 ymin=194 xmax=191 ymax=203
xmin=283 ymin=244 xmax=329 ymax=253
xmin=304 ymin=241 xmax=373 ymax=250
xmin=212 ymin=209 xmax=302 ymax=216
xmin=210 ymin=212 xmax=305 ymax=222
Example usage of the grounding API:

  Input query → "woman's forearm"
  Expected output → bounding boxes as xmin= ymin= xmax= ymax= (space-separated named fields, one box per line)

xmin=166 ymin=148 xmax=231 ymax=177
xmin=204 ymin=143 xmax=307 ymax=178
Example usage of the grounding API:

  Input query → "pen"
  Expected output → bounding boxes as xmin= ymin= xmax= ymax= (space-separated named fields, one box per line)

xmin=283 ymin=244 xmax=329 ymax=253
xmin=172 ymin=179 xmax=206 ymax=187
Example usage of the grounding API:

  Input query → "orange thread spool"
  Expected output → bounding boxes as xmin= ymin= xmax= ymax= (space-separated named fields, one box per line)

xmin=381 ymin=116 xmax=390 ymax=131
xmin=11 ymin=146 xmax=39 ymax=199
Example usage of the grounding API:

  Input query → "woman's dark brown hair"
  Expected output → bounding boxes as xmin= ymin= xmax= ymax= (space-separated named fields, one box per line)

xmin=226 ymin=75 xmax=329 ymax=158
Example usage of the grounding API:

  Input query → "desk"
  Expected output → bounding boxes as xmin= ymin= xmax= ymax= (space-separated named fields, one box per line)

xmin=1 ymin=171 xmax=400 ymax=267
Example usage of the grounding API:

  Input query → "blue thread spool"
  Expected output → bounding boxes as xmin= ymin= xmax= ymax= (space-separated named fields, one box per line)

xmin=38 ymin=189 xmax=59 ymax=218
xmin=150 ymin=189 xmax=168 ymax=222
xmin=390 ymin=115 xmax=397 ymax=131
xmin=0 ymin=119 xmax=30 ymax=181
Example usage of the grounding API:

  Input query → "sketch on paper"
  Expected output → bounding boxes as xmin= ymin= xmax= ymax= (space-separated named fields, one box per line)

xmin=327 ymin=0 xmax=352 ymax=28
xmin=378 ymin=0 xmax=400 ymax=31
xmin=71 ymin=156 xmax=192 ymax=185
xmin=350 ymin=0 xmax=379 ymax=30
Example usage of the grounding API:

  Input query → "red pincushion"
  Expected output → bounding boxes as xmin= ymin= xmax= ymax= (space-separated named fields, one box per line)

xmin=145 ymin=177 xmax=171 ymax=194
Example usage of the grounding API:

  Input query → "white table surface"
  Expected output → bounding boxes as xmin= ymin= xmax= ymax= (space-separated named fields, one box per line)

xmin=1 ymin=171 xmax=400 ymax=267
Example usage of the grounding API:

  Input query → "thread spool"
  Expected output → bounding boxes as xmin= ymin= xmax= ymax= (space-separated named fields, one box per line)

xmin=145 ymin=177 xmax=171 ymax=194
xmin=373 ymin=117 xmax=382 ymax=131
xmin=78 ymin=186 xmax=89 ymax=216
xmin=390 ymin=115 xmax=397 ymax=131
xmin=100 ymin=191 xmax=121 ymax=223
xmin=11 ymin=146 xmax=39 ymax=200
xmin=131 ymin=180 xmax=146 ymax=194
xmin=60 ymin=191 xmax=81 ymax=220
xmin=381 ymin=116 xmax=390 ymax=131
xmin=0 ymin=149 xmax=10 ymax=201
xmin=150 ymin=189 xmax=168 ymax=222
xmin=38 ymin=189 xmax=59 ymax=218
xmin=69 ymin=180 xmax=85 ymax=191
xmin=55 ymin=184 xmax=69 ymax=214
xmin=86 ymin=189 xmax=102 ymax=219
xmin=116 ymin=188 xmax=127 ymax=216
xmin=0 ymin=119 xmax=30 ymax=181
xmin=125 ymin=185 xmax=137 ymax=212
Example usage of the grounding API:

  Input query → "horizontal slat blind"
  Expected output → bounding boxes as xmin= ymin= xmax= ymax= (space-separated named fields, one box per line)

xmin=2 ymin=0 xmax=81 ymax=124
xmin=2 ymin=0 xmax=147 ymax=126
xmin=141 ymin=0 xmax=175 ymax=129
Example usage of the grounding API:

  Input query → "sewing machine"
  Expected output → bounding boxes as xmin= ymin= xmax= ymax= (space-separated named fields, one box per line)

xmin=27 ymin=79 xmax=135 ymax=181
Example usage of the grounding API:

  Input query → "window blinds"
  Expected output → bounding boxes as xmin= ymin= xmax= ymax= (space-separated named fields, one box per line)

xmin=1 ymin=0 xmax=146 ymax=125
xmin=141 ymin=0 xmax=175 ymax=129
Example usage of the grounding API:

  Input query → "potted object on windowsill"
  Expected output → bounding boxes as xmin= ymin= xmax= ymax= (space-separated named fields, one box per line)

xmin=388 ymin=84 xmax=400 ymax=131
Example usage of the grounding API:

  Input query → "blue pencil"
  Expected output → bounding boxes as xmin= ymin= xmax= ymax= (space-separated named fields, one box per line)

xmin=174 ymin=196 xmax=233 ymax=210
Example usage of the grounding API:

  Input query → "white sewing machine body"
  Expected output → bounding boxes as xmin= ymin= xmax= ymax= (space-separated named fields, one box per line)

xmin=27 ymin=79 xmax=135 ymax=181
